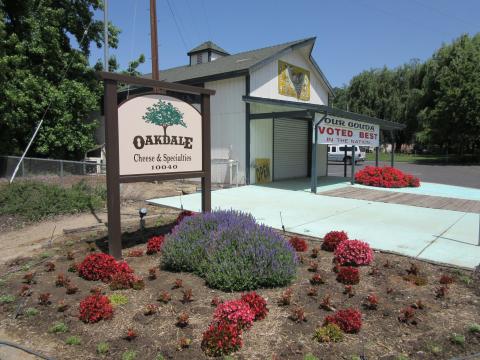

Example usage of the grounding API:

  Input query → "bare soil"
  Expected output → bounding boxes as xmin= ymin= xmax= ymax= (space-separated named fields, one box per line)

xmin=0 ymin=217 xmax=479 ymax=360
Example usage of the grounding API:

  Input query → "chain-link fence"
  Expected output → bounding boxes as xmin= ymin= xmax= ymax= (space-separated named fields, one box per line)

xmin=0 ymin=155 xmax=106 ymax=187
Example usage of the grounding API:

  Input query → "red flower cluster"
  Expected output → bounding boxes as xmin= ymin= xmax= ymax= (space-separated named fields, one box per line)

xmin=322 ymin=231 xmax=349 ymax=252
xmin=355 ymin=166 xmax=420 ymax=188
xmin=334 ymin=240 xmax=374 ymax=266
xmin=77 ymin=253 xmax=133 ymax=282
xmin=78 ymin=294 xmax=113 ymax=323
xmin=240 ymin=292 xmax=269 ymax=321
xmin=175 ymin=210 xmax=196 ymax=225
xmin=336 ymin=266 xmax=360 ymax=285
xmin=202 ymin=292 xmax=268 ymax=356
xmin=146 ymin=235 xmax=165 ymax=255
xmin=289 ymin=236 xmax=308 ymax=252
xmin=201 ymin=321 xmax=243 ymax=357
xmin=213 ymin=300 xmax=255 ymax=330
xmin=324 ymin=308 xmax=362 ymax=333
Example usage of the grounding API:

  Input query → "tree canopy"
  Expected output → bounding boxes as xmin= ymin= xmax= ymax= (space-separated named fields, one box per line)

xmin=0 ymin=0 xmax=144 ymax=160
xmin=143 ymin=100 xmax=186 ymax=136
xmin=333 ymin=33 xmax=480 ymax=155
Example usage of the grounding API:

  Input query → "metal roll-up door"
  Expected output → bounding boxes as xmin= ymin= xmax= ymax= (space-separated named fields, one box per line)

xmin=273 ymin=118 xmax=308 ymax=180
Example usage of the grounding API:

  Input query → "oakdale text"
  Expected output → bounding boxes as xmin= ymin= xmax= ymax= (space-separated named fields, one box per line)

xmin=133 ymin=135 xmax=193 ymax=150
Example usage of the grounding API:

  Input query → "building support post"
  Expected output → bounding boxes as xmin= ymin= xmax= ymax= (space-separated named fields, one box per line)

xmin=351 ymin=146 xmax=356 ymax=185
xmin=344 ymin=147 xmax=347 ymax=177
xmin=310 ymin=112 xmax=327 ymax=193
xmin=390 ymin=130 xmax=395 ymax=167
xmin=201 ymin=94 xmax=212 ymax=212
xmin=375 ymin=146 xmax=379 ymax=167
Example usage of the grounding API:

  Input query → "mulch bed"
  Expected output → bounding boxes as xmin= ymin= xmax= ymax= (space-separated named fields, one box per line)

xmin=0 ymin=218 xmax=479 ymax=360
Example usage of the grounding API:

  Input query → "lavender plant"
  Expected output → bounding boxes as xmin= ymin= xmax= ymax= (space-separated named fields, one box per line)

xmin=162 ymin=210 xmax=297 ymax=291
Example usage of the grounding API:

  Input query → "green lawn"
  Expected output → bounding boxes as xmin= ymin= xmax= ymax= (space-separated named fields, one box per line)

xmin=365 ymin=153 xmax=479 ymax=164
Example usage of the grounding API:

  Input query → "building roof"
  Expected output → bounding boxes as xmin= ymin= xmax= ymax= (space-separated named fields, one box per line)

xmin=142 ymin=37 xmax=334 ymax=95
xmin=187 ymin=41 xmax=230 ymax=56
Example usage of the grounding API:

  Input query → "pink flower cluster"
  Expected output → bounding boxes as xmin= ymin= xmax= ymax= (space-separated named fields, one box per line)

xmin=334 ymin=239 xmax=374 ymax=266
xmin=201 ymin=292 xmax=268 ymax=356
xmin=355 ymin=166 xmax=420 ymax=188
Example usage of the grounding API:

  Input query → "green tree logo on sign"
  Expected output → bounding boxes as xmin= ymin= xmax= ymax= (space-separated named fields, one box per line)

xmin=142 ymin=100 xmax=186 ymax=135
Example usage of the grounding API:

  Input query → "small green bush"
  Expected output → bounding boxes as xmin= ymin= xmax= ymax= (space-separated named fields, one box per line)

xmin=65 ymin=336 xmax=81 ymax=345
xmin=450 ymin=333 xmax=465 ymax=346
xmin=162 ymin=210 xmax=297 ymax=291
xmin=108 ymin=294 xmax=128 ymax=306
xmin=96 ymin=342 xmax=110 ymax=355
xmin=468 ymin=323 xmax=480 ymax=333
xmin=313 ymin=324 xmax=344 ymax=343
xmin=426 ymin=342 xmax=442 ymax=355
xmin=25 ymin=307 xmax=39 ymax=316
xmin=0 ymin=181 xmax=106 ymax=222
xmin=122 ymin=350 xmax=137 ymax=360
xmin=49 ymin=322 xmax=68 ymax=333
xmin=0 ymin=294 xmax=15 ymax=304
xmin=304 ymin=354 xmax=319 ymax=360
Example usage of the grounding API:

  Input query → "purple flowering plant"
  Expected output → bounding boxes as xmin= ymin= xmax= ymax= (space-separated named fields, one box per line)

xmin=161 ymin=210 xmax=297 ymax=291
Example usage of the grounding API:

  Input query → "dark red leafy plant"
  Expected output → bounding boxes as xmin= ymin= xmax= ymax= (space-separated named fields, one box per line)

xmin=144 ymin=304 xmax=158 ymax=316
xmin=324 ymin=308 xmax=362 ymax=333
xmin=38 ymin=293 xmax=51 ymax=306
xmin=109 ymin=271 xmax=137 ymax=290
xmin=66 ymin=251 xmax=74 ymax=261
xmin=178 ymin=337 xmax=191 ymax=350
xmin=158 ymin=291 xmax=172 ymax=304
xmin=44 ymin=262 xmax=55 ymax=272
xmin=289 ymin=236 xmax=308 ymax=252
xmin=65 ymin=283 xmax=79 ymax=295
xmin=336 ymin=266 xmax=360 ymax=285
xmin=201 ymin=321 xmax=243 ymax=357
xmin=308 ymin=261 xmax=319 ymax=272
xmin=146 ymin=235 xmax=165 ymax=255
xmin=307 ymin=287 xmax=318 ymax=297
xmin=334 ymin=240 xmax=373 ymax=266
xmin=289 ymin=306 xmax=306 ymax=322
xmin=398 ymin=307 xmax=416 ymax=324
xmin=435 ymin=285 xmax=449 ymax=298
xmin=148 ymin=268 xmax=157 ymax=280
xmin=79 ymin=294 xmax=113 ymax=323
xmin=175 ymin=210 xmax=196 ymax=226
xmin=125 ymin=328 xmax=137 ymax=341
xmin=181 ymin=288 xmax=193 ymax=303
xmin=439 ymin=274 xmax=455 ymax=285
xmin=127 ymin=249 xmax=144 ymax=257
xmin=55 ymin=274 xmax=70 ymax=287
xmin=310 ymin=274 xmax=324 ymax=285
xmin=213 ymin=299 xmax=255 ymax=330
xmin=18 ymin=285 xmax=31 ymax=297
xmin=240 ymin=292 xmax=268 ymax=321
xmin=322 ymin=231 xmax=348 ymax=251
xmin=311 ymin=246 xmax=320 ymax=258
xmin=278 ymin=288 xmax=293 ymax=306
xmin=172 ymin=278 xmax=183 ymax=289
xmin=23 ymin=272 xmax=35 ymax=284
xmin=320 ymin=295 xmax=335 ymax=312
xmin=176 ymin=311 xmax=189 ymax=327
xmin=344 ymin=285 xmax=355 ymax=297
xmin=364 ymin=293 xmax=378 ymax=310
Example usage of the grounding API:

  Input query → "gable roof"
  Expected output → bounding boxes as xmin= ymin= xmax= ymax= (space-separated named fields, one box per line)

xmin=187 ymin=41 xmax=229 ymax=56
xmin=143 ymin=37 xmax=334 ymax=96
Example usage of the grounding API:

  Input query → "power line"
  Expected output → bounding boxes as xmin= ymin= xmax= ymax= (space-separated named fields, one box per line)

xmin=409 ymin=0 xmax=477 ymax=28
xmin=165 ymin=0 xmax=189 ymax=51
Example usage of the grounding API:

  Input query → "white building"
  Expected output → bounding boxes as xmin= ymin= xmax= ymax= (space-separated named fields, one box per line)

xmin=117 ymin=38 xmax=403 ymax=185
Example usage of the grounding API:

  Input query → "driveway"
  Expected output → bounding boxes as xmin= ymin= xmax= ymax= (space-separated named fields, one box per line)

xmin=328 ymin=161 xmax=480 ymax=189
xmin=148 ymin=181 xmax=480 ymax=269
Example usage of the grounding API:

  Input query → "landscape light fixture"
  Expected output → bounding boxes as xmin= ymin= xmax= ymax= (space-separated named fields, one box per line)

xmin=139 ymin=208 xmax=148 ymax=219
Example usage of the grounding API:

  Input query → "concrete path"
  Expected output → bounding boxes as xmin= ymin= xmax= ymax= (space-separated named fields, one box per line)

xmin=148 ymin=183 xmax=480 ymax=269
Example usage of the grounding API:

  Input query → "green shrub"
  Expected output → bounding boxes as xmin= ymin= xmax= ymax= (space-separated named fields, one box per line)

xmin=49 ymin=322 xmax=68 ymax=333
xmin=25 ymin=307 xmax=39 ymax=316
xmin=450 ymin=333 xmax=465 ymax=346
xmin=108 ymin=294 xmax=128 ymax=306
xmin=426 ymin=342 xmax=442 ymax=355
xmin=304 ymin=354 xmax=319 ymax=360
xmin=313 ymin=324 xmax=344 ymax=343
xmin=162 ymin=210 xmax=297 ymax=291
xmin=122 ymin=350 xmax=137 ymax=360
xmin=0 ymin=181 xmax=106 ymax=222
xmin=468 ymin=323 xmax=480 ymax=334
xmin=0 ymin=294 xmax=15 ymax=304
xmin=96 ymin=342 xmax=110 ymax=355
xmin=65 ymin=336 xmax=81 ymax=345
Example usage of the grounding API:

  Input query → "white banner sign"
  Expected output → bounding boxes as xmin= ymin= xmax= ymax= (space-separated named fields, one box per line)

xmin=118 ymin=94 xmax=202 ymax=176
xmin=315 ymin=113 xmax=379 ymax=147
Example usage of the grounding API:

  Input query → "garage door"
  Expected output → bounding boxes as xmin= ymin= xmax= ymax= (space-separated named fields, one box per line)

xmin=273 ymin=118 xmax=308 ymax=180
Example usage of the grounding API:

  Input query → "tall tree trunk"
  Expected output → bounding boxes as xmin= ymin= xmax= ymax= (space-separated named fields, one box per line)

xmin=162 ymin=126 xmax=168 ymax=136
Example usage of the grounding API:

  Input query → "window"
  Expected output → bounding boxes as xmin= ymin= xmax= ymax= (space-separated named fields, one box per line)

xmin=196 ymin=53 xmax=203 ymax=64
xmin=331 ymin=146 xmax=337 ymax=152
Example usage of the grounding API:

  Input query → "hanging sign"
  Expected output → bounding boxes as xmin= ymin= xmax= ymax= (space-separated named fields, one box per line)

xmin=315 ymin=114 xmax=379 ymax=147
xmin=118 ymin=94 xmax=202 ymax=176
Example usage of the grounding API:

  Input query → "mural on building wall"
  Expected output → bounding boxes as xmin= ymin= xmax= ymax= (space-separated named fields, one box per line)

xmin=278 ymin=60 xmax=310 ymax=100
xmin=255 ymin=158 xmax=271 ymax=183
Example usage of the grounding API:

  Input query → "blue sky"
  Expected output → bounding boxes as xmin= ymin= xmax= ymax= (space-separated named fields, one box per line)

xmin=89 ymin=0 xmax=479 ymax=87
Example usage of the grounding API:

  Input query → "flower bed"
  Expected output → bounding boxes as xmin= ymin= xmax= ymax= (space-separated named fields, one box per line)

xmin=355 ymin=166 xmax=420 ymax=188
xmin=161 ymin=210 xmax=297 ymax=291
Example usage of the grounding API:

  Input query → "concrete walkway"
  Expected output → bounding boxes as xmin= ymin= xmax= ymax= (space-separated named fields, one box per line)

xmin=148 ymin=181 xmax=480 ymax=269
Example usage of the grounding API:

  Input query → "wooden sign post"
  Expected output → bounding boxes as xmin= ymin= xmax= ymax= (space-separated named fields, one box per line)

xmin=97 ymin=71 xmax=215 ymax=259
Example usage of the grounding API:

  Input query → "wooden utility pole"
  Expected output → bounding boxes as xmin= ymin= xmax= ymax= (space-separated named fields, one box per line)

xmin=150 ymin=0 xmax=159 ymax=83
